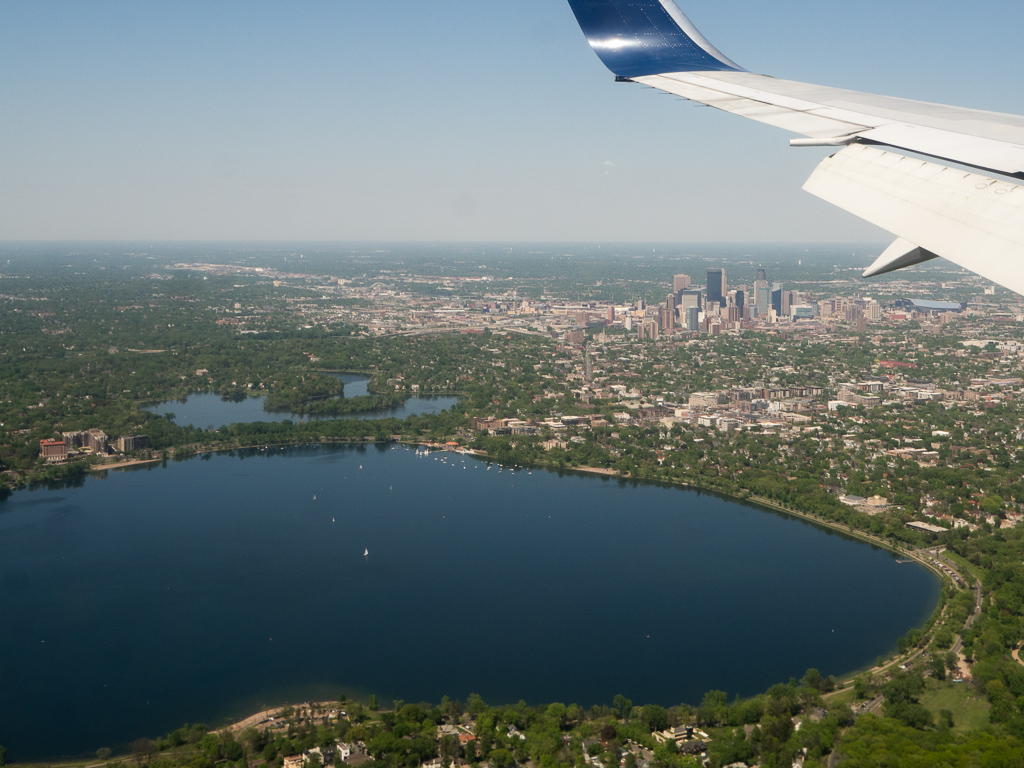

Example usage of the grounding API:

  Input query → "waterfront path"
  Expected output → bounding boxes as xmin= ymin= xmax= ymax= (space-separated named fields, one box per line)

xmin=1013 ymin=645 xmax=1024 ymax=668
xmin=213 ymin=705 xmax=286 ymax=735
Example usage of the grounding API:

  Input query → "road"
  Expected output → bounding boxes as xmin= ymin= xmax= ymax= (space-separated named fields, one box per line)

xmin=824 ymin=547 xmax=984 ymax=709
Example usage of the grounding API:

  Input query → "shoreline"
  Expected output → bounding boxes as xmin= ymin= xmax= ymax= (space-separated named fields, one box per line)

xmin=43 ymin=441 xmax=962 ymax=721
xmin=94 ymin=440 xmax=957 ymax=683
xmin=91 ymin=457 xmax=165 ymax=471
xmin=485 ymin=457 xmax=958 ymax=686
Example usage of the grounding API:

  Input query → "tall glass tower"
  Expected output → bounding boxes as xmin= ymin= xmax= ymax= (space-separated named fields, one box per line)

xmin=707 ymin=269 xmax=726 ymax=308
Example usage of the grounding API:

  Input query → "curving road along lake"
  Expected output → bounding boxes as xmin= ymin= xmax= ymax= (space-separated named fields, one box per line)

xmin=0 ymin=445 xmax=939 ymax=760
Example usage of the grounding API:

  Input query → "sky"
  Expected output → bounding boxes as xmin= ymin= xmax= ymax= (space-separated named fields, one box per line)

xmin=1 ymin=0 xmax=1021 ymax=243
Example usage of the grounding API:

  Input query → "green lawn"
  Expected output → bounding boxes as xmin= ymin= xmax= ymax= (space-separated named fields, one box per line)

xmin=938 ymin=551 xmax=983 ymax=585
xmin=825 ymin=687 xmax=857 ymax=707
xmin=919 ymin=680 xmax=990 ymax=733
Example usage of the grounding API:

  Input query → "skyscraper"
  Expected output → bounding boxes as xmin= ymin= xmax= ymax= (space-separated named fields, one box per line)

xmin=756 ymin=268 xmax=767 ymax=282
xmin=673 ymin=274 xmax=691 ymax=293
xmin=753 ymin=279 xmax=769 ymax=316
xmin=678 ymin=289 xmax=702 ymax=313
xmin=771 ymin=283 xmax=783 ymax=316
xmin=687 ymin=306 xmax=700 ymax=331
xmin=707 ymin=269 xmax=726 ymax=308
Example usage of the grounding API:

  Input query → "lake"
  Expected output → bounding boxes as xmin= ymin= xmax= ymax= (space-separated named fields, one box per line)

xmin=0 ymin=445 xmax=939 ymax=760
xmin=144 ymin=375 xmax=460 ymax=428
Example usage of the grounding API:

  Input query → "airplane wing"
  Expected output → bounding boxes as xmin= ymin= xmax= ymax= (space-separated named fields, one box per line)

xmin=565 ymin=0 xmax=1024 ymax=296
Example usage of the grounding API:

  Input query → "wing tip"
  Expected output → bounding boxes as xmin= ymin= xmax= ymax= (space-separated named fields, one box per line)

xmin=566 ymin=0 xmax=742 ymax=78
xmin=862 ymin=238 xmax=940 ymax=278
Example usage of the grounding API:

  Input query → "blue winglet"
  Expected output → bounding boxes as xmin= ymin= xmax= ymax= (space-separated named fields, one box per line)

xmin=566 ymin=0 xmax=743 ymax=78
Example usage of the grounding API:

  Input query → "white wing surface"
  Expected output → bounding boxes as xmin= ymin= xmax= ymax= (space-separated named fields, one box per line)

xmin=565 ymin=0 xmax=1024 ymax=295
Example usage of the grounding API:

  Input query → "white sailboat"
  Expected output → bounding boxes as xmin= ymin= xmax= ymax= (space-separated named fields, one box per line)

xmin=363 ymin=548 xmax=369 ymax=557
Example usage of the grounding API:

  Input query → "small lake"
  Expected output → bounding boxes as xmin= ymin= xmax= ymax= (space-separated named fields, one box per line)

xmin=144 ymin=375 xmax=459 ymax=429
xmin=0 ymin=445 xmax=939 ymax=760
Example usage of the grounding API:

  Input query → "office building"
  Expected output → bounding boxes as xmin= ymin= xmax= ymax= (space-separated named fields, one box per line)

xmin=40 ymin=439 xmax=67 ymax=462
xmin=754 ymin=279 xmax=769 ymax=316
xmin=678 ymin=290 xmax=702 ymax=313
xmin=638 ymin=320 xmax=659 ymax=341
xmin=687 ymin=306 xmax=700 ymax=331
xmin=63 ymin=428 xmax=108 ymax=454
xmin=116 ymin=435 xmax=150 ymax=452
xmin=707 ymin=269 xmax=726 ymax=308
xmin=771 ymin=283 xmax=783 ymax=316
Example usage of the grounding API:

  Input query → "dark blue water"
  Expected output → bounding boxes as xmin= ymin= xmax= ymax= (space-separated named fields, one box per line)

xmin=329 ymin=373 xmax=371 ymax=397
xmin=144 ymin=375 xmax=459 ymax=429
xmin=0 ymin=445 xmax=939 ymax=760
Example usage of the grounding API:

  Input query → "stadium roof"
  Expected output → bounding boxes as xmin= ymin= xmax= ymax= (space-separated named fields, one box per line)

xmin=907 ymin=299 xmax=964 ymax=311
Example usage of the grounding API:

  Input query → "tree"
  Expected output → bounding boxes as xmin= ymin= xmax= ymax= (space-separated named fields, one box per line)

xmin=222 ymin=735 xmax=244 ymax=761
xmin=882 ymin=671 xmax=932 ymax=729
xmin=759 ymin=706 xmax=795 ymax=768
xmin=262 ymin=742 xmax=279 ymax=762
xmin=546 ymin=702 xmax=568 ymax=729
xmin=801 ymin=668 xmax=824 ymax=692
xmin=852 ymin=676 xmax=866 ymax=700
xmin=928 ymin=653 xmax=947 ymax=681
xmin=933 ymin=628 xmax=954 ymax=649
xmin=696 ymin=691 xmax=728 ymax=726
xmin=938 ymin=709 xmax=955 ymax=730
xmin=96 ymin=748 xmax=112 ymax=762
xmin=987 ymin=679 xmax=1016 ymax=723
xmin=0 ymin=746 xmax=6 ymax=766
xmin=368 ymin=694 xmax=378 ymax=711
xmin=708 ymin=728 xmax=754 ymax=768
xmin=131 ymin=738 xmax=156 ymax=768
xmin=613 ymin=694 xmax=632 ymax=721
xmin=640 ymin=704 xmax=669 ymax=732
xmin=440 ymin=735 xmax=460 ymax=760
xmin=240 ymin=726 xmax=263 ymax=754
xmin=198 ymin=733 xmax=221 ymax=760
xmin=467 ymin=693 xmax=488 ymax=717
